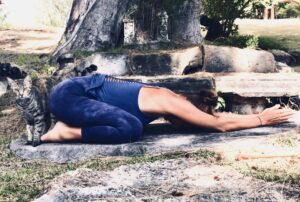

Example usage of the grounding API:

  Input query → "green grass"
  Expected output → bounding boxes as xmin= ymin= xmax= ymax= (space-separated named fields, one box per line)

xmin=207 ymin=35 xmax=288 ymax=51
xmin=206 ymin=19 xmax=300 ymax=52
xmin=232 ymin=162 xmax=300 ymax=185
xmin=237 ymin=19 xmax=300 ymax=51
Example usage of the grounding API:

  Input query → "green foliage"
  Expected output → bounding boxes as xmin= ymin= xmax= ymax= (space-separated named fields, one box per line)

xmin=277 ymin=2 xmax=300 ymax=18
xmin=15 ymin=54 xmax=41 ymax=66
xmin=245 ymin=35 xmax=259 ymax=49
xmin=30 ymin=71 xmax=38 ymax=80
xmin=215 ymin=96 xmax=226 ymax=111
xmin=43 ymin=63 xmax=56 ymax=75
xmin=211 ymin=35 xmax=288 ymax=51
xmin=203 ymin=0 xmax=254 ymax=37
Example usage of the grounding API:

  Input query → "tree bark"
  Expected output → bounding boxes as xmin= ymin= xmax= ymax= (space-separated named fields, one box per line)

xmin=51 ymin=0 xmax=203 ymax=63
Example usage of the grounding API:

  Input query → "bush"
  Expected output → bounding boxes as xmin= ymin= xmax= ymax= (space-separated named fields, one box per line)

xmin=203 ymin=0 xmax=254 ymax=37
xmin=277 ymin=2 xmax=300 ymax=18
xmin=211 ymin=35 xmax=288 ymax=51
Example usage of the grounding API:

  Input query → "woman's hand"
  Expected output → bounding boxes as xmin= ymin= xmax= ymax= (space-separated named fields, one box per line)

xmin=258 ymin=104 xmax=295 ymax=126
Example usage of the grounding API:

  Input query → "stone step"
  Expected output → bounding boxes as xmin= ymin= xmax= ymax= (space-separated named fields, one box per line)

xmin=214 ymin=72 xmax=300 ymax=97
xmin=75 ymin=45 xmax=277 ymax=76
xmin=120 ymin=72 xmax=300 ymax=97
xmin=9 ymin=123 xmax=296 ymax=163
xmin=119 ymin=74 xmax=215 ymax=94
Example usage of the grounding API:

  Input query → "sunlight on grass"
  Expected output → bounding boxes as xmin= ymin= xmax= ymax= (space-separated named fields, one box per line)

xmin=236 ymin=19 xmax=300 ymax=51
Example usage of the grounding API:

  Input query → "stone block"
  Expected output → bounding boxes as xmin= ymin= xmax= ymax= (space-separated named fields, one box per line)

xmin=121 ymin=74 xmax=215 ymax=94
xmin=79 ymin=53 xmax=130 ymax=76
xmin=204 ymin=45 xmax=277 ymax=73
xmin=215 ymin=73 xmax=300 ymax=97
xmin=9 ymin=123 xmax=295 ymax=163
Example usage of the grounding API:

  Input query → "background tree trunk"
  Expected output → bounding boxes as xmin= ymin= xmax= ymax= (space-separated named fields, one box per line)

xmin=51 ymin=0 xmax=203 ymax=63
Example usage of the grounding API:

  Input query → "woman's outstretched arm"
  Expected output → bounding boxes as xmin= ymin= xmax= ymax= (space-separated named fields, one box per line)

xmin=139 ymin=87 xmax=294 ymax=132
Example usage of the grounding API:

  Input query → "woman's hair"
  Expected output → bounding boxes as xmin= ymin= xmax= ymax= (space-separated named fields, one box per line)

xmin=164 ymin=90 xmax=218 ymax=126
xmin=186 ymin=90 xmax=218 ymax=115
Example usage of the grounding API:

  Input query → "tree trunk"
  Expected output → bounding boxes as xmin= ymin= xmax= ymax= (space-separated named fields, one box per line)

xmin=51 ymin=0 xmax=203 ymax=63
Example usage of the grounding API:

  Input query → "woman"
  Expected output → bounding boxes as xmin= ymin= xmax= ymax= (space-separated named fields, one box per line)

xmin=41 ymin=73 xmax=294 ymax=144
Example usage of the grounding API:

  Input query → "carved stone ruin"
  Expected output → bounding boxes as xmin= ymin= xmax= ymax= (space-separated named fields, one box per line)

xmin=156 ymin=10 xmax=169 ymax=42
xmin=123 ymin=18 xmax=135 ymax=45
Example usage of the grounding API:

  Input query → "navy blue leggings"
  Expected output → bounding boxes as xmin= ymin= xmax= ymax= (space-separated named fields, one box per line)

xmin=49 ymin=78 xmax=144 ymax=144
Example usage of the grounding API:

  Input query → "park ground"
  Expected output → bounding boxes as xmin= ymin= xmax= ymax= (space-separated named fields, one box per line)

xmin=0 ymin=19 xmax=300 ymax=201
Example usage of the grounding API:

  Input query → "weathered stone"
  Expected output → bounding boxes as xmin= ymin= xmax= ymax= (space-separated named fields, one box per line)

xmin=156 ymin=10 xmax=169 ymax=42
xmin=0 ymin=77 xmax=8 ymax=96
xmin=121 ymin=74 xmax=214 ymax=94
xmin=203 ymin=45 xmax=277 ymax=73
xmin=9 ymin=123 xmax=295 ymax=163
xmin=123 ymin=18 xmax=135 ymax=45
xmin=276 ymin=62 xmax=294 ymax=73
xmin=0 ymin=63 xmax=27 ymax=79
xmin=222 ymin=95 xmax=267 ymax=114
xmin=130 ymin=46 xmax=204 ymax=75
xmin=79 ymin=53 xmax=130 ymax=76
xmin=57 ymin=53 xmax=75 ymax=69
xmin=289 ymin=51 xmax=300 ymax=66
xmin=215 ymin=73 xmax=300 ymax=97
xmin=130 ymin=54 xmax=172 ymax=76
xmin=34 ymin=157 xmax=299 ymax=201
xmin=270 ymin=49 xmax=296 ymax=65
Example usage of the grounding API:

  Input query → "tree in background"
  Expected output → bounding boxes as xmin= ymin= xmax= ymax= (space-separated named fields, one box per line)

xmin=203 ymin=0 xmax=253 ymax=38
xmin=277 ymin=1 xmax=300 ymax=18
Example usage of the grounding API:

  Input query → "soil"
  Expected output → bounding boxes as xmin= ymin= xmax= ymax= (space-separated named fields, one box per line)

xmin=0 ymin=28 xmax=63 ymax=54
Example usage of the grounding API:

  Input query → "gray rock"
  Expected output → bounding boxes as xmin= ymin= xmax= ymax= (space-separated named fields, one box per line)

xmin=79 ymin=53 xmax=130 ymax=76
xmin=130 ymin=46 xmax=204 ymax=75
xmin=289 ymin=51 xmax=300 ymax=66
xmin=57 ymin=53 xmax=75 ymax=69
xmin=123 ymin=75 xmax=214 ymax=94
xmin=0 ymin=77 xmax=8 ymax=96
xmin=215 ymin=73 xmax=300 ymax=97
xmin=34 ymin=157 xmax=299 ymax=201
xmin=270 ymin=49 xmax=296 ymax=65
xmin=0 ymin=63 xmax=27 ymax=79
xmin=9 ymin=123 xmax=295 ymax=163
xmin=204 ymin=45 xmax=277 ymax=73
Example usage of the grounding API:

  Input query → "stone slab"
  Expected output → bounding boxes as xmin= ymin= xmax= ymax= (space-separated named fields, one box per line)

xmin=204 ymin=45 xmax=277 ymax=73
xmin=9 ymin=123 xmax=296 ymax=163
xmin=121 ymin=74 xmax=215 ymax=94
xmin=215 ymin=72 xmax=300 ymax=97
xmin=0 ymin=77 xmax=8 ymax=96
xmin=34 ymin=158 xmax=299 ymax=201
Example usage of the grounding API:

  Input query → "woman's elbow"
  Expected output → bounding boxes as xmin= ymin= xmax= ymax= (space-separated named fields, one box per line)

xmin=213 ymin=118 xmax=231 ymax=132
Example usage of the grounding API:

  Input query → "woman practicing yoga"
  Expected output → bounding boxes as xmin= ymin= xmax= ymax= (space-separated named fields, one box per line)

xmin=42 ymin=73 xmax=294 ymax=144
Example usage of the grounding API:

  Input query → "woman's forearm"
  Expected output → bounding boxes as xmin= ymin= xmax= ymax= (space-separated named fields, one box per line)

xmin=214 ymin=114 xmax=262 ymax=132
xmin=166 ymin=97 xmax=263 ymax=132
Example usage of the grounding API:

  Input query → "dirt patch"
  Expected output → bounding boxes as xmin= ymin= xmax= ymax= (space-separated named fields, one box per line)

xmin=0 ymin=28 xmax=63 ymax=54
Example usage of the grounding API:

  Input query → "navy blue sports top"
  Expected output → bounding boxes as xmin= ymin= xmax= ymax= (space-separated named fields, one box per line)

xmin=73 ymin=74 xmax=159 ymax=126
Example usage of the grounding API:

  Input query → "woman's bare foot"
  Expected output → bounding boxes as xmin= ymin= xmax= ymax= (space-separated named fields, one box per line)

xmin=41 ymin=121 xmax=82 ymax=142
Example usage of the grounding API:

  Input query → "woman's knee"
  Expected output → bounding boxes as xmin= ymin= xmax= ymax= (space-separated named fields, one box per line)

xmin=117 ymin=116 xmax=143 ymax=141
